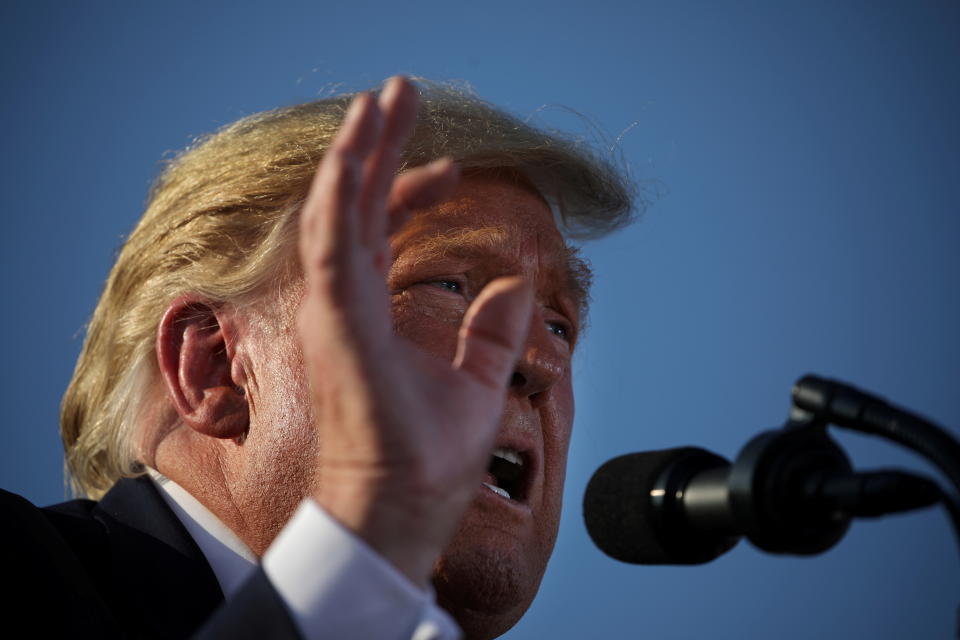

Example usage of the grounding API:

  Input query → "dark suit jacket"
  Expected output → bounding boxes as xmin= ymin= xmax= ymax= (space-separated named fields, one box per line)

xmin=2 ymin=476 xmax=302 ymax=639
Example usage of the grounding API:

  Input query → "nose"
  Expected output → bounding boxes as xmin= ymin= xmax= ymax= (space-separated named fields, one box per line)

xmin=510 ymin=309 xmax=568 ymax=403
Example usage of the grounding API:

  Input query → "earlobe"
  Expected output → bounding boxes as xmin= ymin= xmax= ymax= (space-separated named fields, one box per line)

xmin=157 ymin=296 xmax=249 ymax=440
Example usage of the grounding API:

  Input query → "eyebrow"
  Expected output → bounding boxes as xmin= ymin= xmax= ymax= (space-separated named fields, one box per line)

xmin=407 ymin=227 xmax=509 ymax=264
xmin=395 ymin=227 xmax=594 ymax=317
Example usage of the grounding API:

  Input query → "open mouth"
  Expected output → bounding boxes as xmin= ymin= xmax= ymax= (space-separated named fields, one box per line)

xmin=483 ymin=447 xmax=529 ymax=502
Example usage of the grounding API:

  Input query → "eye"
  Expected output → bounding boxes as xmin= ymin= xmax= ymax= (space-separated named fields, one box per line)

xmin=430 ymin=279 xmax=463 ymax=293
xmin=547 ymin=320 xmax=572 ymax=342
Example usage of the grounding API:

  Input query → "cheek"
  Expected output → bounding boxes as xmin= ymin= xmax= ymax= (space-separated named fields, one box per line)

xmin=540 ymin=374 xmax=574 ymax=504
xmin=547 ymin=375 xmax=575 ymax=455
xmin=230 ymin=332 xmax=321 ymax=549
xmin=246 ymin=331 xmax=320 ymax=477
xmin=391 ymin=290 xmax=464 ymax=359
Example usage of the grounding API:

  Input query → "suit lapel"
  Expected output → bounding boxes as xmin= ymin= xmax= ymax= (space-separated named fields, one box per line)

xmin=94 ymin=476 xmax=226 ymax=638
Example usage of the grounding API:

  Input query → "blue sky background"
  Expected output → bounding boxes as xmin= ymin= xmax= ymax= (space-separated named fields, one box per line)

xmin=2 ymin=1 xmax=957 ymax=638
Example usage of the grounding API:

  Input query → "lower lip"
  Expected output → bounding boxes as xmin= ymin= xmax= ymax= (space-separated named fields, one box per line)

xmin=475 ymin=482 xmax=533 ymax=517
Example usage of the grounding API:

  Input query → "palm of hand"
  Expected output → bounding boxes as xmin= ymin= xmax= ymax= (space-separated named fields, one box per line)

xmin=297 ymin=77 xmax=533 ymax=587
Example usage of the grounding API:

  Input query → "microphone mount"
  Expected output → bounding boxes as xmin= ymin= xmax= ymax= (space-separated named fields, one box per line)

xmin=722 ymin=422 xmax=855 ymax=555
xmin=584 ymin=374 xmax=957 ymax=565
xmin=583 ymin=374 xmax=960 ymax=638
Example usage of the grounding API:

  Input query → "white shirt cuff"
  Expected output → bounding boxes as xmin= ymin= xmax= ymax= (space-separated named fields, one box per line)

xmin=262 ymin=499 xmax=461 ymax=640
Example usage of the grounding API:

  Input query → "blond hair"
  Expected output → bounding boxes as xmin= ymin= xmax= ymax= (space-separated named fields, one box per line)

xmin=60 ymin=80 xmax=636 ymax=499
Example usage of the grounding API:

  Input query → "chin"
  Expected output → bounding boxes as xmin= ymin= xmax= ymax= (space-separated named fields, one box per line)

xmin=432 ymin=533 xmax=548 ymax=640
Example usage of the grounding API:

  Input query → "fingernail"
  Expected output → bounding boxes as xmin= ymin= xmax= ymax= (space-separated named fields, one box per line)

xmin=345 ymin=92 xmax=372 ymax=121
xmin=379 ymin=76 xmax=408 ymax=106
xmin=430 ymin=157 xmax=459 ymax=176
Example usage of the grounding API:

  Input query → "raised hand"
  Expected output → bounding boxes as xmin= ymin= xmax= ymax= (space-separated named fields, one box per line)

xmin=297 ymin=77 xmax=534 ymax=587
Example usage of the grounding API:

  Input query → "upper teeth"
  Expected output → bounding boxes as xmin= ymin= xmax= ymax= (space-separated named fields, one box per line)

xmin=493 ymin=447 xmax=523 ymax=466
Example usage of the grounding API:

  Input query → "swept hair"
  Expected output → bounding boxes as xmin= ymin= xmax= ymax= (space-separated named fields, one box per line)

xmin=60 ymin=79 xmax=636 ymax=499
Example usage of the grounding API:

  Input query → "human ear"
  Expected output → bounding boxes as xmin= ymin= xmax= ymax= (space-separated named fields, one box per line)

xmin=156 ymin=296 xmax=249 ymax=440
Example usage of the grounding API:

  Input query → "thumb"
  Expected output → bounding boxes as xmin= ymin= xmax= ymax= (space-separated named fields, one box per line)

xmin=453 ymin=277 xmax=534 ymax=389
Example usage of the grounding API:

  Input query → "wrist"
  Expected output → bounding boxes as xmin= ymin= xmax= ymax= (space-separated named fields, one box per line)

xmin=312 ymin=474 xmax=449 ymax=588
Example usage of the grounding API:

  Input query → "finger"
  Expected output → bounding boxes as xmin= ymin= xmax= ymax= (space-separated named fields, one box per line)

xmin=358 ymin=76 xmax=420 ymax=246
xmin=453 ymin=277 xmax=534 ymax=389
xmin=299 ymin=93 xmax=382 ymax=285
xmin=386 ymin=158 xmax=460 ymax=236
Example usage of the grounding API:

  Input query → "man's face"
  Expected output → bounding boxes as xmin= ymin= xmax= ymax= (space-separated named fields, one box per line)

xmin=243 ymin=172 xmax=584 ymax=635
xmin=388 ymin=172 xmax=583 ymax=630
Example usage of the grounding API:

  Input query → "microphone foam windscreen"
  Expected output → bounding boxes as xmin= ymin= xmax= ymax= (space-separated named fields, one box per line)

xmin=583 ymin=448 xmax=700 ymax=564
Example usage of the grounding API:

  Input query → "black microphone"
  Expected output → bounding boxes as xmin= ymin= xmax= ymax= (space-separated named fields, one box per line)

xmin=583 ymin=447 xmax=741 ymax=565
xmin=583 ymin=430 xmax=941 ymax=565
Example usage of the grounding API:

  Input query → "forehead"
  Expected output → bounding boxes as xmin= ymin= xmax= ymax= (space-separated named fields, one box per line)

xmin=423 ymin=171 xmax=556 ymax=222
xmin=392 ymin=171 xmax=564 ymax=256
xmin=390 ymin=173 xmax=590 ymax=309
